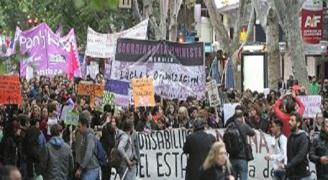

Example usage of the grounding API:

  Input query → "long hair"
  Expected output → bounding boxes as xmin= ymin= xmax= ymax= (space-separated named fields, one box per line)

xmin=202 ymin=141 xmax=232 ymax=173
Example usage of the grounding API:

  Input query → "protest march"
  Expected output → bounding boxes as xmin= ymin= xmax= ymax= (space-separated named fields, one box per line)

xmin=0 ymin=1 xmax=328 ymax=180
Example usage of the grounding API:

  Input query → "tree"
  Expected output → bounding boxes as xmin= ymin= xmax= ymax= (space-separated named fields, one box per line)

xmin=204 ymin=0 xmax=253 ymax=89
xmin=270 ymin=0 xmax=309 ymax=88
xmin=0 ymin=0 xmax=135 ymax=50
xmin=252 ymin=0 xmax=281 ymax=89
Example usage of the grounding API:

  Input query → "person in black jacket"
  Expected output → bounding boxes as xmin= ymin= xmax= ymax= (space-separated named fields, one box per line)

xmin=199 ymin=141 xmax=234 ymax=180
xmin=228 ymin=112 xmax=255 ymax=180
xmin=100 ymin=114 xmax=116 ymax=180
xmin=309 ymin=119 xmax=328 ymax=180
xmin=183 ymin=118 xmax=216 ymax=180
xmin=284 ymin=112 xmax=311 ymax=180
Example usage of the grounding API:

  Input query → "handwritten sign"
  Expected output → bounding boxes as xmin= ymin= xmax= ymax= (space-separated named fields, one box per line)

xmin=77 ymin=83 xmax=104 ymax=97
xmin=65 ymin=111 xmax=79 ymax=126
xmin=299 ymin=95 xmax=322 ymax=118
xmin=0 ymin=75 xmax=22 ymax=105
xmin=132 ymin=78 xmax=155 ymax=107
xmin=77 ymin=83 xmax=104 ymax=108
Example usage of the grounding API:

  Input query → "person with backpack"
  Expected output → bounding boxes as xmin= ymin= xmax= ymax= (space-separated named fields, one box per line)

xmin=41 ymin=124 xmax=74 ymax=180
xmin=264 ymin=119 xmax=287 ymax=180
xmin=183 ymin=118 xmax=216 ymax=180
xmin=117 ymin=119 xmax=140 ymax=180
xmin=309 ymin=118 xmax=328 ymax=180
xmin=223 ymin=111 xmax=255 ymax=180
xmin=75 ymin=112 xmax=101 ymax=180
xmin=23 ymin=119 xmax=46 ymax=179
xmin=282 ymin=112 xmax=311 ymax=180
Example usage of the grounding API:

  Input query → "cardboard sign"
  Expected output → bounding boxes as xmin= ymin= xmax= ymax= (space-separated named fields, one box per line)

xmin=77 ymin=83 xmax=104 ymax=97
xmin=0 ymin=75 xmax=22 ymax=105
xmin=299 ymin=95 xmax=322 ymax=118
xmin=77 ymin=83 xmax=104 ymax=108
xmin=132 ymin=78 xmax=155 ymax=107
xmin=206 ymin=80 xmax=220 ymax=107
xmin=65 ymin=111 xmax=79 ymax=126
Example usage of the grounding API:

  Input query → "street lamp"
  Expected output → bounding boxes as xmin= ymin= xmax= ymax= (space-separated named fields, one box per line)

xmin=279 ymin=42 xmax=287 ymax=81
xmin=320 ymin=40 xmax=328 ymax=90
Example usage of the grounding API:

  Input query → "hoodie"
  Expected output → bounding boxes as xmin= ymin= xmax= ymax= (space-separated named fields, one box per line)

xmin=78 ymin=129 xmax=100 ymax=170
xmin=286 ymin=130 xmax=311 ymax=179
xmin=41 ymin=136 xmax=74 ymax=180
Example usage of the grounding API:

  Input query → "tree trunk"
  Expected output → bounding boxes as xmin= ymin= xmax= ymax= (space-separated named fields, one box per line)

xmin=169 ymin=0 xmax=182 ymax=41
xmin=266 ymin=8 xmax=280 ymax=89
xmin=271 ymin=0 xmax=309 ymax=88
xmin=286 ymin=16 xmax=309 ymax=88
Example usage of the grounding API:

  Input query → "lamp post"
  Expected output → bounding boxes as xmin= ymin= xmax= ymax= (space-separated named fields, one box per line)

xmin=320 ymin=40 xmax=328 ymax=90
xmin=279 ymin=42 xmax=286 ymax=81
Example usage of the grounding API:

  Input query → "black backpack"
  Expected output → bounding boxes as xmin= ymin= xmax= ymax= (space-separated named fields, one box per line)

xmin=223 ymin=122 xmax=242 ymax=157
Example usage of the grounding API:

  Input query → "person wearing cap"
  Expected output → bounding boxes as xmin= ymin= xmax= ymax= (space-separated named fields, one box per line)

xmin=183 ymin=118 xmax=216 ymax=180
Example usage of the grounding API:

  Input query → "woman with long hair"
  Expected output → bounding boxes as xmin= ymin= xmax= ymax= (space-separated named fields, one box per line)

xmin=199 ymin=141 xmax=234 ymax=180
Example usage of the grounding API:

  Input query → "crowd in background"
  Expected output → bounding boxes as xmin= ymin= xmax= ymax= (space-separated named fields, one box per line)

xmin=0 ymin=73 xmax=327 ymax=180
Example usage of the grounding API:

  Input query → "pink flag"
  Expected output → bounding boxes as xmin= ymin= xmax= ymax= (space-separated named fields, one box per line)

xmin=67 ymin=43 xmax=79 ymax=80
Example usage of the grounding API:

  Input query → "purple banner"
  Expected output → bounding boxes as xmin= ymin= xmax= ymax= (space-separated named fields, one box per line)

xmin=19 ymin=23 xmax=68 ymax=77
xmin=105 ymin=79 xmax=129 ymax=95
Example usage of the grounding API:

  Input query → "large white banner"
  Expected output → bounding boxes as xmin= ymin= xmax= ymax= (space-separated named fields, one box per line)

xmin=110 ymin=129 xmax=316 ymax=180
xmin=85 ymin=19 xmax=148 ymax=58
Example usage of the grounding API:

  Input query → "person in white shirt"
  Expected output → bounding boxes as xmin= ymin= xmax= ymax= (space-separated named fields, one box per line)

xmin=47 ymin=103 xmax=58 ymax=136
xmin=265 ymin=119 xmax=287 ymax=180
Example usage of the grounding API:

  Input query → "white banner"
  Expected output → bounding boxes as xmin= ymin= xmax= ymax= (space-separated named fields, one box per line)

xmin=299 ymin=95 xmax=322 ymax=118
xmin=85 ymin=19 xmax=148 ymax=58
xmin=110 ymin=129 xmax=316 ymax=180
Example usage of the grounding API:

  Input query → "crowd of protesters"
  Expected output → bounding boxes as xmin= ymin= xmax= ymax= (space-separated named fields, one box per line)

xmin=0 ymin=73 xmax=327 ymax=180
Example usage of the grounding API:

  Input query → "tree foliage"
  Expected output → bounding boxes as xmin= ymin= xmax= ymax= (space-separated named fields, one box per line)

xmin=0 ymin=0 xmax=136 ymax=50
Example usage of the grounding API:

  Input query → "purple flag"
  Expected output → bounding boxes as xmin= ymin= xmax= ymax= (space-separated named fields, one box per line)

xmin=19 ymin=23 xmax=68 ymax=77
xmin=105 ymin=79 xmax=129 ymax=95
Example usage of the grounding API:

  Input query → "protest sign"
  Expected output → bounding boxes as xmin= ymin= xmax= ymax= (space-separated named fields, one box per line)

xmin=60 ymin=106 xmax=74 ymax=121
xmin=206 ymin=80 xmax=220 ymax=107
xmin=299 ymin=95 xmax=322 ymax=118
xmin=223 ymin=103 xmax=239 ymax=124
xmin=110 ymin=38 xmax=206 ymax=100
xmin=77 ymin=83 xmax=104 ymax=108
xmin=77 ymin=83 xmax=104 ymax=97
xmin=109 ymin=129 xmax=316 ymax=180
xmin=105 ymin=80 xmax=130 ymax=106
xmin=65 ymin=111 xmax=79 ymax=126
xmin=85 ymin=19 xmax=148 ymax=58
xmin=132 ymin=78 xmax=155 ymax=107
xmin=0 ymin=75 xmax=22 ymax=105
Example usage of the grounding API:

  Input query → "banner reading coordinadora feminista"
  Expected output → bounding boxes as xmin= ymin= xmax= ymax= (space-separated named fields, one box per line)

xmin=110 ymin=129 xmax=316 ymax=180
xmin=110 ymin=38 xmax=206 ymax=100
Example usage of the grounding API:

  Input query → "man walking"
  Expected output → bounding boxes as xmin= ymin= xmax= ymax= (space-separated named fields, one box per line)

xmin=310 ymin=119 xmax=328 ymax=180
xmin=41 ymin=124 xmax=74 ymax=179
xmin=284 ymin=112 xmax=311 ymax=180
xmin=183 ymin=118 xmax=216 ymax=180
xmin=265 ymin=119 xmax=287 ymax=180
xmin=75 ymin=113 xmax=100 ymax=180
xmin=117 ymin=119 xmax=140 ymax=180
xmin=226 ymin=112 xmax=255 ymax=180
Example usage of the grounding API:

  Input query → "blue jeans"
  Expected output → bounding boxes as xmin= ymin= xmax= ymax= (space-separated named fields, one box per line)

xmin=118 ymin=165 xmax=137 ymax=180
xmin=231 ymin=159 xmax=248 ymax=180
xmin=81 ymin=168 xmax=100 ymax=180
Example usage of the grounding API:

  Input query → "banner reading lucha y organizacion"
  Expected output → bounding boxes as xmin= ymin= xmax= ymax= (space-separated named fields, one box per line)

xmin=110 ymin=38 xmax=206 ymax=100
